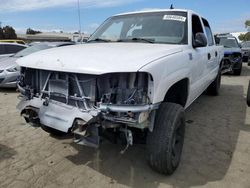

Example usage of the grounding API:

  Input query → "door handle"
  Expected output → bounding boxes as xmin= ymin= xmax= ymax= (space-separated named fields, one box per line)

xmin=208 ymin=53 xmax=211 ymax=60
xmin=215 ymin=51 xmax=218 ymax=57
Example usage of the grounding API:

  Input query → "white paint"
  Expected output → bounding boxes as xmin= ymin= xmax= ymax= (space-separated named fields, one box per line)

xmin=17 ymin=9 xmax=224 ymax=108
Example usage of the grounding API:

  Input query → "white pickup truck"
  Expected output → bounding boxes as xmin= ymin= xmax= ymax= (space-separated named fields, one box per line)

xmin=17 ymin=9 xmax=223 ymax=175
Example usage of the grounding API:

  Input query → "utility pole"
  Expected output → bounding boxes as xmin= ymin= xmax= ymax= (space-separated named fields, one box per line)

xmin=77 ymin=0 xmax=82 ymax=42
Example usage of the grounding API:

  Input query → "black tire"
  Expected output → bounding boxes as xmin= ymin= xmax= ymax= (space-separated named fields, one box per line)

xmin=247 ymin=81 xmax=250 ymax=107
xmin=41 ymin=124 xmax=67 ymax=136
xmin=147 ymin=102 xmax=185 ymax=175
xmin=207 ymin=69 xmax=221 ymax=96
xmin=233 ymin=62 xmax=242 ymax=76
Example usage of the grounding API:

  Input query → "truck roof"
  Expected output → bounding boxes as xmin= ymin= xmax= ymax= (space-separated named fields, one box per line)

xmin=115 ymin=9 xmax=198 ymax=17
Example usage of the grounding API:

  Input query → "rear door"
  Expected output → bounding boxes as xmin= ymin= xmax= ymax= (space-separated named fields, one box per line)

xmin=202 ymin=18 xmax=219 ymax=83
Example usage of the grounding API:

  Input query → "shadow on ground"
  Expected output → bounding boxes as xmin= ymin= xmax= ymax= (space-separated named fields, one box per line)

xmin=64 ymin=82 xmax=248 ymax=188
xmin=0 ymin=144 xmax=17 ymax=162
xmin=0 ymin=88 xmax=17 ymax=94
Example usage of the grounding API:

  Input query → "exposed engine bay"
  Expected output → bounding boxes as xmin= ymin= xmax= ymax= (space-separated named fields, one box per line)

xmin=17 ymin=67 xmax=157 ymax=149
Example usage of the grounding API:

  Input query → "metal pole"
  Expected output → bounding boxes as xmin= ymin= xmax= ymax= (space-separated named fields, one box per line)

xmin=77 ymin=0 xmax=82 ymax=42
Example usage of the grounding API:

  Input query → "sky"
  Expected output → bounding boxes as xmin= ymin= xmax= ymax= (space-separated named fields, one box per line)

xmin=0 ymin=0 xmax=249 ymax=34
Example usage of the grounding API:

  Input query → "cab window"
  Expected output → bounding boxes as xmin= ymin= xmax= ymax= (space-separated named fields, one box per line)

xmin=192 ymin=14 xmax=205 ymax=46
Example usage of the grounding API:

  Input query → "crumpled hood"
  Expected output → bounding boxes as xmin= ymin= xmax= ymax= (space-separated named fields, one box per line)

xmin=17 ymin=43 xmax=183 ymax=75
xmin=0 ymin=56 xmax=18 ymax=70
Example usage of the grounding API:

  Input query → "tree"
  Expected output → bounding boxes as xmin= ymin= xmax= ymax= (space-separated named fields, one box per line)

xmin=245 ymin=20 xmax=250 ymax=29
xmin=0 ymin=27 xmax=4 ymax=39
xmin=239 ymin=20 xmax=250 ymax=41
xmin=26 ymin=28 xmax=42 ymax=35
xmin=2 ymin=26 xmax=17 ymax=39
xmin=239 ymin=32 xmax=250 ymax=41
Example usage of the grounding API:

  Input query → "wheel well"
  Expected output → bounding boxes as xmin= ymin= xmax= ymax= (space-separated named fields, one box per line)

xmin=163 ymin=78 xmax=189 ymax=107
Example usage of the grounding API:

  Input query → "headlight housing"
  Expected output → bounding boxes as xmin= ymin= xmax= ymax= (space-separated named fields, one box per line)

xmin=6 ymin=66 xmax=19 ymax=72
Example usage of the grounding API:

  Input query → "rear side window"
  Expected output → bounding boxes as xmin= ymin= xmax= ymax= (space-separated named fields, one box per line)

xmin=0 ymin=45 xmax=4 ymax=55
xmin=4 ymin=44 xmax=26 ymax=54
xmin=202 ymin=18 xmax=214 ymax=46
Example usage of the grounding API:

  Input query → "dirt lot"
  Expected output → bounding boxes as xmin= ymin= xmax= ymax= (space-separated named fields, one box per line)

xmin=0 ymin=65 xmax=250 ymax=188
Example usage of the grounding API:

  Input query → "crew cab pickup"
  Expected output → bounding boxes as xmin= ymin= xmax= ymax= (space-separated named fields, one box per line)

xmin=16 ymin=9 xmax=223 ymax=175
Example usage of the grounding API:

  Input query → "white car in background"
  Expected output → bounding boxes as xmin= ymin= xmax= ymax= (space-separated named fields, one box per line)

xmin=0 ymin=42 xmax=74 ymax=88
xmin=0 ymin=42 xmax=26 ymax=59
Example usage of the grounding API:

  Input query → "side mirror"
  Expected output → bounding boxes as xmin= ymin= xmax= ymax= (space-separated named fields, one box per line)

xmin=214 ymin=36 xmax=220 ymax=45
xmin=239 ymin=43 xmax=242 ymax=49
xmin=193 ymin=33 xmax=207 ymax=48
xmin=247 ymin=81 xmax=250 ymax=107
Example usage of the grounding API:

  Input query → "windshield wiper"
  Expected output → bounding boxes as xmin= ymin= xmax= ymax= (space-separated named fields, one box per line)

xmin=87 ymin=38 xmax=111 ymax=43
xmin=117 ymin=38 xmax=155 ymax=44
xmin=131 ymin=38 xmax=155 ymax=43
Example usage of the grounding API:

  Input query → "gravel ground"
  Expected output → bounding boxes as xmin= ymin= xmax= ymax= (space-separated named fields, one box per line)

xmin=0 ymin=65 xmax=250 ymax=188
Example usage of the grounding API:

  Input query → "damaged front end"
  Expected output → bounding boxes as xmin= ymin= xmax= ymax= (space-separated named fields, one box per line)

xmin=221 ymin=52 xmax=242 ymax=74
xmin=17 ymin=67 xmax=158 ymax=148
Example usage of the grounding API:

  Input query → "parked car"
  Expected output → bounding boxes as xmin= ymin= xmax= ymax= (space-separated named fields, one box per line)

xmin=0 ymin=42 xmax=74 ymax=88
xmin=0 ymin=40 xmax=26 ymax=45
xmin=241 ymin=41 xmax=250 ymax=63
xmin=215 ymin=35 xmax=243 ymax=75
xmin=17 ymin=9 xmax=223 ymax=175
xmin=0 ymin=42 xmax=27 ymax=59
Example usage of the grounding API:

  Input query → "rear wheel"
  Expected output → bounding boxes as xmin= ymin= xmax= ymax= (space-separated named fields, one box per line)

xmin=147 ymin=102 xmax=185 ymax=175
xmin=207 ymin=69 xmax=221 ymax=96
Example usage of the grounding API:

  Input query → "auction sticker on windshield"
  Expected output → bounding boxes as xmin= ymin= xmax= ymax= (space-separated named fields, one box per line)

xmin=163 ymin=15 xmax=186 ymax=22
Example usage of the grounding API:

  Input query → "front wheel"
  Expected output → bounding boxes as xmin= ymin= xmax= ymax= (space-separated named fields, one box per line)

xmin=147 ymin=102 xmax=185 ymax=175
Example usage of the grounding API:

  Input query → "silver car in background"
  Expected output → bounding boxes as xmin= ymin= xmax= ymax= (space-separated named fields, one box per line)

xmin=0 ymin=42 xmax=27 ymax=59
xmin=241 ymin=41 xmax=250 ymax=63
xmin=0 ymin=42 xmax=74 ymax=88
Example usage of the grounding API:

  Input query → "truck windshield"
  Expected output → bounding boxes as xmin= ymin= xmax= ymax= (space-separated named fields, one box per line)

xmin=219 ymin=38 xmax=239 ymax=48
xmin=88 ymin=11 xmax=188 ymax=45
